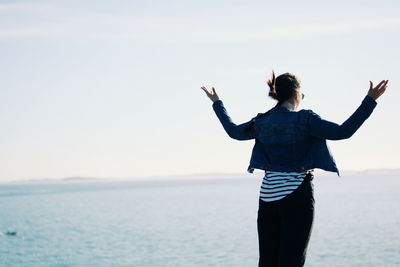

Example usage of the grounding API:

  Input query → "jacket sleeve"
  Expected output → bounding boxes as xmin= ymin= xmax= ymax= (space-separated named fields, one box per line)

xmin=212 ymin=100 xmax=256 ymax=140
xmin=307 ymin=95 xmax=377 ymax=140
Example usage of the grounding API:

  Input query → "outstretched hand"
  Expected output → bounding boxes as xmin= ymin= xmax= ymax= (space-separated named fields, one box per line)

xmin=201 ymin=86 xmax=220 ymax=102
xmin=368 ymin=80 xmax=388 ymax=100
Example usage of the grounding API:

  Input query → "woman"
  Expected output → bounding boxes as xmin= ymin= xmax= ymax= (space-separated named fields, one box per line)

xmin=200 ymin=71 xmax=388 ymax=267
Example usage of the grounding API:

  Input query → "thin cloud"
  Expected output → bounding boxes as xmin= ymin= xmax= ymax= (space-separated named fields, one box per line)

xmin=256 ymin=18 xmax=400 ymax=38
xmin=0 ymin=2 xmax=39 ymax=11
xmin=0 ymin=12 xmax=399 ymax=42
xmin=0 ymin=28 xmax=53 ymax=37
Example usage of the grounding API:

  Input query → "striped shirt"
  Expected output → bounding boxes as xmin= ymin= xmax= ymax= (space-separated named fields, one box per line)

xmin=259 ymin=171 xmax=308 ymax=202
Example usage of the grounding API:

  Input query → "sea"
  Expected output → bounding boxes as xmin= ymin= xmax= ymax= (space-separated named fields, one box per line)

xmin=0 ymin=170 xmax=399 ymax=267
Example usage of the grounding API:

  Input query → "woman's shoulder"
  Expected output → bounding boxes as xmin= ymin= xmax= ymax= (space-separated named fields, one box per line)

xmin=296 ymin=109 xmax=324 ymax=125
xmin=298 ymin=108 xmax=320 ymax=117
xmin=253 ymin=110 xmax=273 ymax=119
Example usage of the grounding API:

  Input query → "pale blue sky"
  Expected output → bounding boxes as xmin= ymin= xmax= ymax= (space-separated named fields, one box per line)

xmin=0 ymin=0 xmax=399 ymax=181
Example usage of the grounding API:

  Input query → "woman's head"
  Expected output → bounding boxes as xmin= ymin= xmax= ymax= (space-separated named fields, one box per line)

xmin=267 ymin=70 xmax=303 ymax=109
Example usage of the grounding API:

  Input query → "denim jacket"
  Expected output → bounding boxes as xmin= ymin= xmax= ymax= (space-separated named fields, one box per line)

xmin=212 ymin=95 xmax=377 ymax=176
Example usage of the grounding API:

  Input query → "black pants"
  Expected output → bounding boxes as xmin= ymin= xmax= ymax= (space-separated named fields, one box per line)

xmin=257 ymin=172 xmax=315 ymax=267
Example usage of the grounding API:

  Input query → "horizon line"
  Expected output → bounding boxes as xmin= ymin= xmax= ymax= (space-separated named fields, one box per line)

xmin=1 ymin=167 xmax=399 ymax=183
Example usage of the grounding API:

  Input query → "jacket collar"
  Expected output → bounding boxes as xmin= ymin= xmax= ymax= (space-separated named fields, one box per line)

xmin=270 ymin=105 xmax=293 ymax=113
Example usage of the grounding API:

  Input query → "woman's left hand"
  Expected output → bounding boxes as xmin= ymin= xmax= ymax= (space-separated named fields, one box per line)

xmin=201 ymin=86 xmax=220 ymax=102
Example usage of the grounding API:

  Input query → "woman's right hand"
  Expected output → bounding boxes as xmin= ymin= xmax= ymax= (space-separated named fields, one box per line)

xmin=201 ymin=86 xmax=220 ymax=102
xmin=368 ymin=80 xmax=389 ymax=100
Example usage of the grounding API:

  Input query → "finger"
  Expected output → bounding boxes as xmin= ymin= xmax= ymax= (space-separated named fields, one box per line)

xmin=382 ymin=80 xmax=389 ymax=88
xmin=377 ymin=81 xmax=388 ymax=91
xmin=377 ymin=85 xmax=387 ymax=96
xmin=369 ymin=81 xmax=373 ymax=90
xmin=378 ymin=80 xmax=389 ymax=90
xmin=374 ymin=80 xmax=386 ymax=90
xmin=200 ymin=86 xmax=209 ymax=93
xmin=212 ymin=87 xmax=216 ymax=94
xmin=378 ymin=87 xmax=386 ymax=97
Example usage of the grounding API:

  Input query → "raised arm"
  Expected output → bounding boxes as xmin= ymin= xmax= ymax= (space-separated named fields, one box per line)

xmin=212 ymin=100 xmax=256 ymax=140
xmin=201 ymin=86 xmax=255 ymax=140
xmin=307 ymin=80 xmax=388 ymax=140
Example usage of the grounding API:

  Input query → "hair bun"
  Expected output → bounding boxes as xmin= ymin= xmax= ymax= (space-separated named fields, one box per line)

xmin=266 ymin=70 xmax=277 ymax=98
xmin=268 ymin=90 xmax=279 ymax=100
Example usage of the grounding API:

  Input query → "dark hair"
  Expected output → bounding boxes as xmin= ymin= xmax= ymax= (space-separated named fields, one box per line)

xmin=267 ymin=70 xmax=301 ymax=107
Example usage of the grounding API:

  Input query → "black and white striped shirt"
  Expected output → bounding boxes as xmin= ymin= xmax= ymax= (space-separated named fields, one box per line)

xmin=259 ymin=171 xmax=308 ymax=202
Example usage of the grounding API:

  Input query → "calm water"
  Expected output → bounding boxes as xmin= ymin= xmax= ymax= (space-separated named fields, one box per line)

xmin=0 ymin=172 xmax=399 ymax=267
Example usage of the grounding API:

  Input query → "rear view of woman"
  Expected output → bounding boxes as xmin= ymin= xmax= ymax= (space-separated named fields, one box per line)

xmin=200 ymin=71 xmax=388 ymax=267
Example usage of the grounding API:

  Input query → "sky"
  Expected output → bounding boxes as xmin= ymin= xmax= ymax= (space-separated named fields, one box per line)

xmin=0 ymin=0 xmax=399 ymax=181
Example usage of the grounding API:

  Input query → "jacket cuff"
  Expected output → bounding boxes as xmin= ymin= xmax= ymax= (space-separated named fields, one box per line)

xmin=212 ymin=99 xmax=223 ymax=109
xmin=363 ymin=95 xmax=377 ymax=109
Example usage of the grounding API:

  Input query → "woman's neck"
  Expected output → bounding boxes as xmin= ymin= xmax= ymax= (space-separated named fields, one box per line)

xmin=280 ymin=99 xmax=298 ymax=111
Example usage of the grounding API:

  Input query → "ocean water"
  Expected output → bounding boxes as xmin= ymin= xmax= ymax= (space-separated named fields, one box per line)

xmin=0 ymin=171 xmax=399 ymax=267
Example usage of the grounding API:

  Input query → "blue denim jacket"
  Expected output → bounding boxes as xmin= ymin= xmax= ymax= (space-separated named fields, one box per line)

xmin=212 ymin=95 xmax=377 ymax=176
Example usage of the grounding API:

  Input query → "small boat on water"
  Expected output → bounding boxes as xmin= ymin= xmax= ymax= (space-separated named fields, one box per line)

xmin=0 ymin=231 xmax=17 ymax=236
xmin=6 ymin=231 xmax=17 ymax=236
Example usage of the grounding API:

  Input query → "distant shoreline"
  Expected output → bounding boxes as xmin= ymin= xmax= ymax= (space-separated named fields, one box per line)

xmin=1 ymin=168 xmax=399 ymax=184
